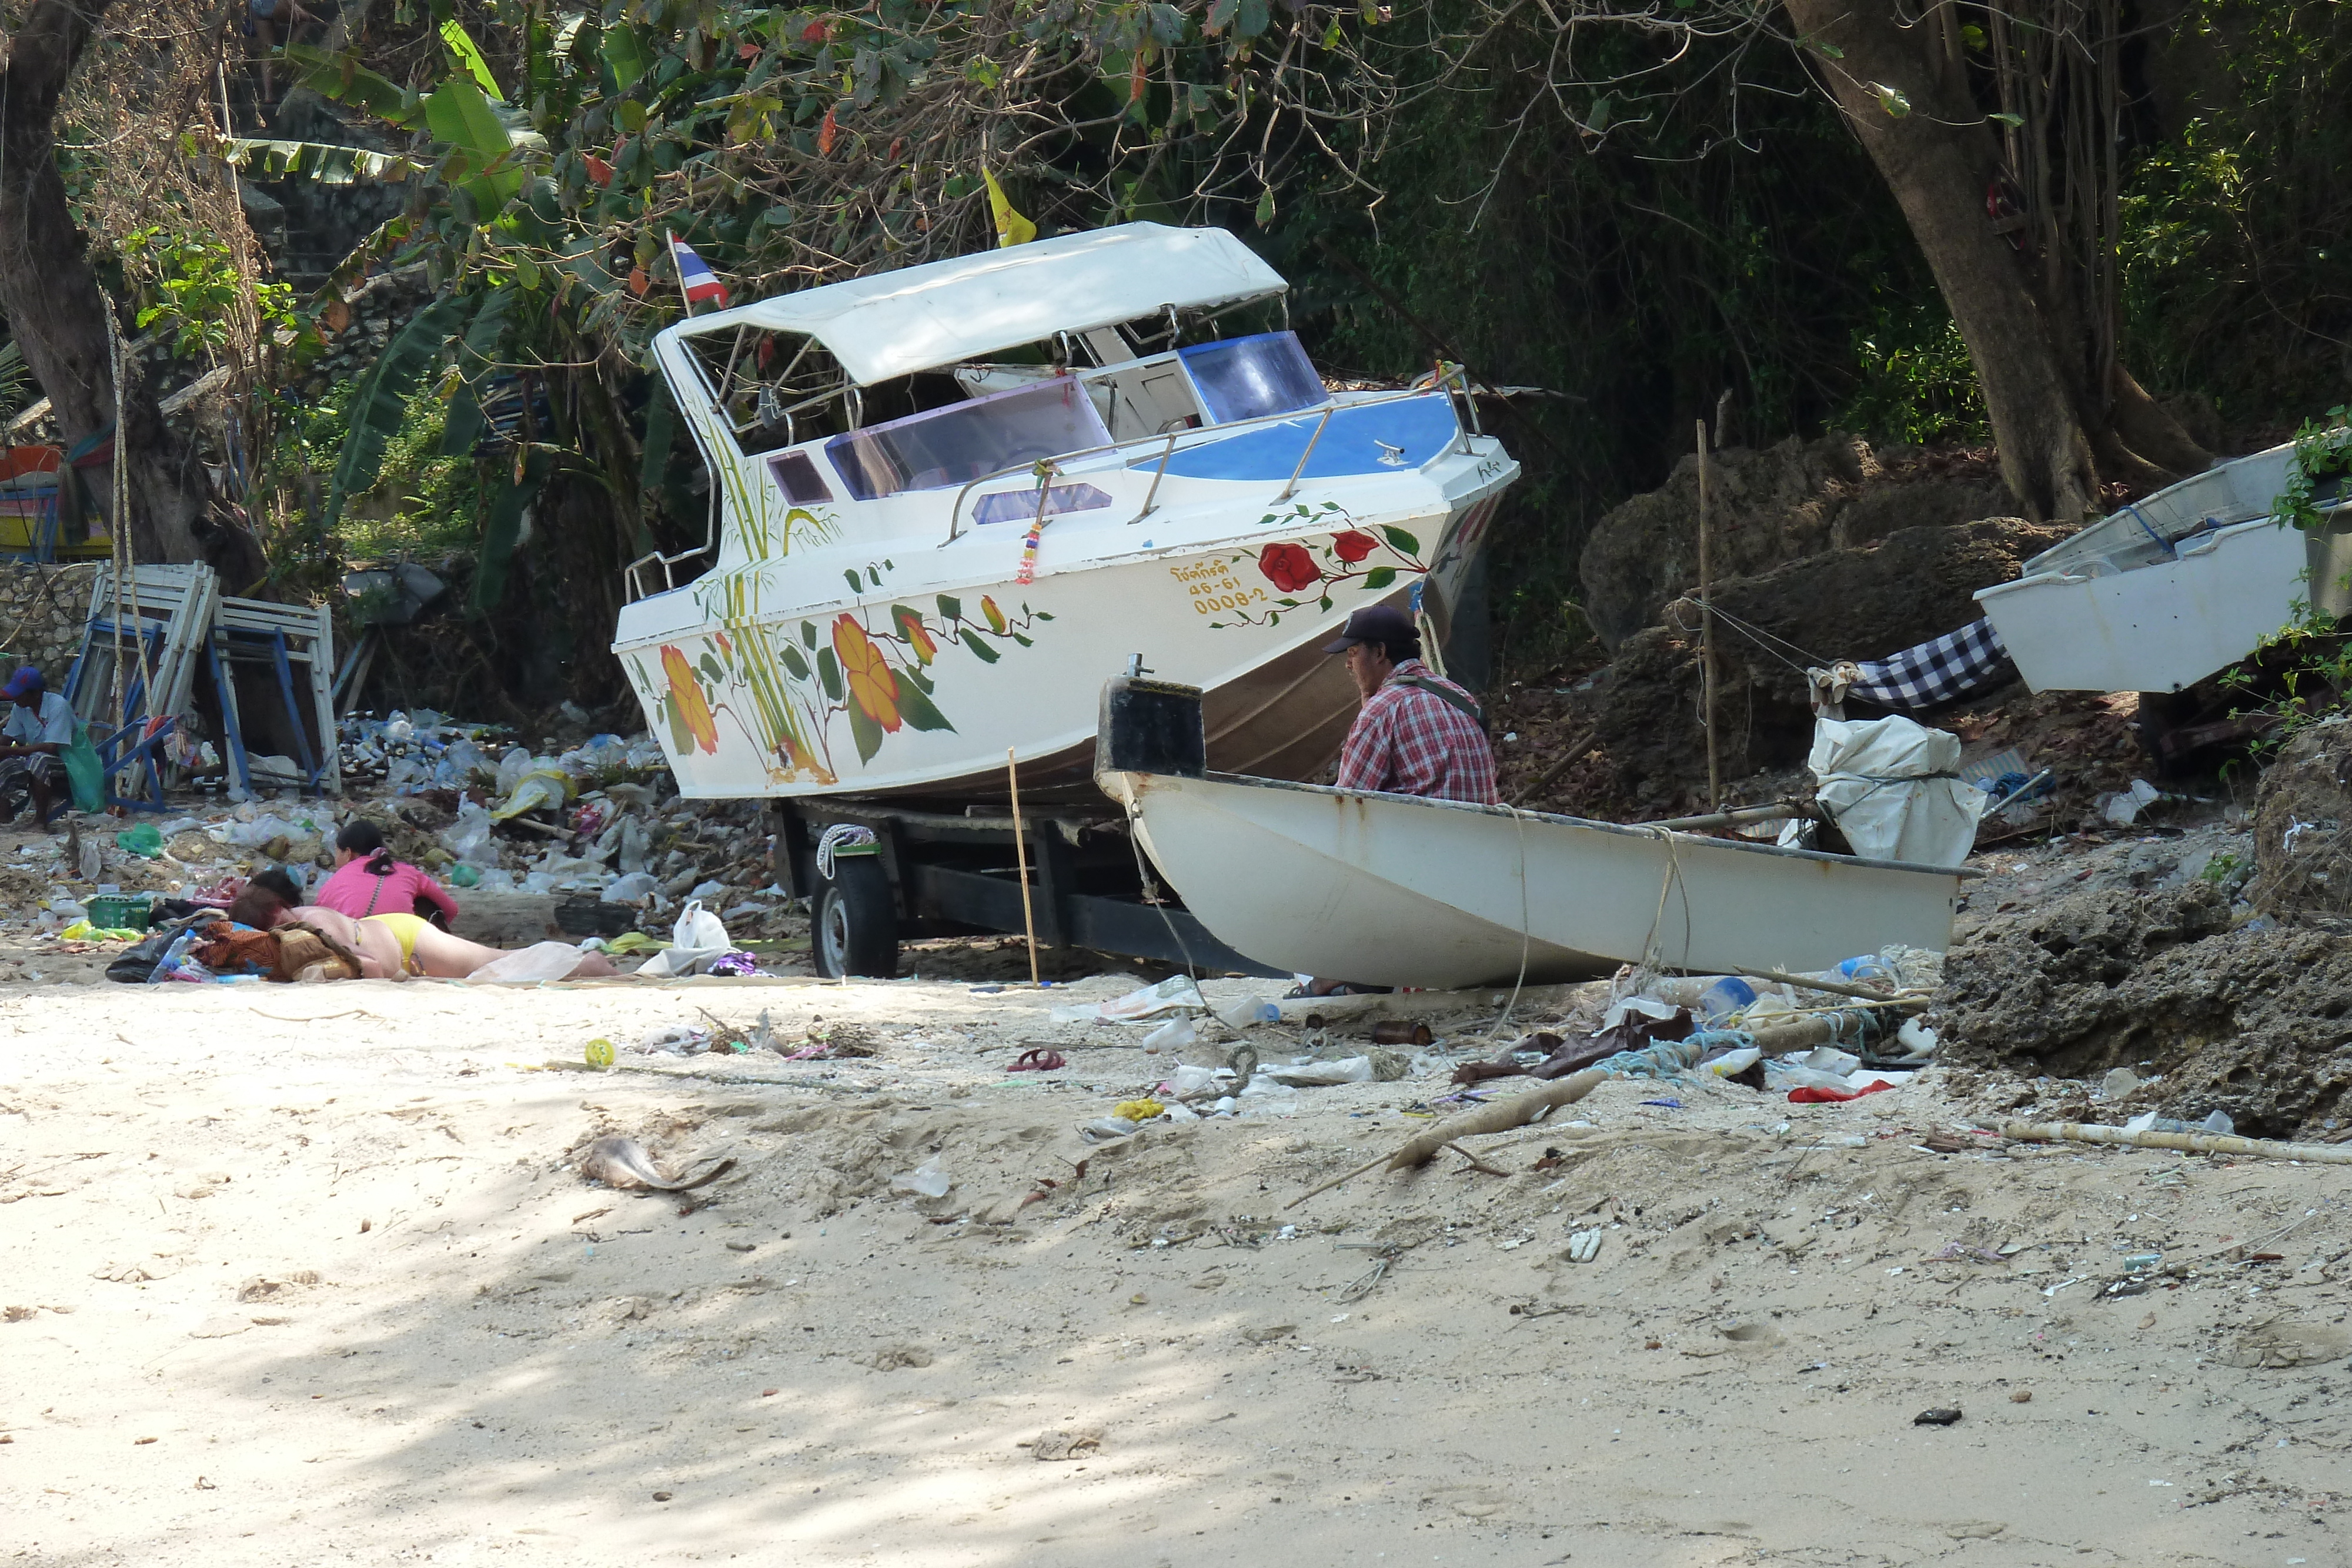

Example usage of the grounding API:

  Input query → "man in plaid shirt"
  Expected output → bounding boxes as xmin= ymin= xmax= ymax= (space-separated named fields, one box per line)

xmin=1327 ymin=605 xmax=1498 ymax=804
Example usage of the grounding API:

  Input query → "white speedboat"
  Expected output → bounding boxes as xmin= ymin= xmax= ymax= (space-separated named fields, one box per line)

xmin=613 ymin=223 xmax=1516 ymax=800
xmin=1973 ymin=440 xmax=2350 ymax=693
xmin=1093 ymin=679 xmax=1967 ymax=990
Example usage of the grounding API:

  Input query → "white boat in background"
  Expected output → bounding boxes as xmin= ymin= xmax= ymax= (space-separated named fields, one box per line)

xmin=1975 ymin=440 xmax=2350 ymax=694
xmin=1093 ymin=681 xmax=1967 ymax=990
xmin=612 ymin=223 xmax=1516 ymax=801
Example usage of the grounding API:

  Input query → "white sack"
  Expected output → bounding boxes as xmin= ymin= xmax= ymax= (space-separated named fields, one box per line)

xmin=1780 ymin=715 xmax=1987 ymax=867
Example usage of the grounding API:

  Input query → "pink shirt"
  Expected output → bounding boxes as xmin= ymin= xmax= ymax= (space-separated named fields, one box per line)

xmin=311 ymin=858 xmax=462 ymax=924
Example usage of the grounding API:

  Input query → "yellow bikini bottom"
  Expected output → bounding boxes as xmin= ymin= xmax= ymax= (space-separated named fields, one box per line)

xmin=363 ymin=912 xmax=430 ymax=968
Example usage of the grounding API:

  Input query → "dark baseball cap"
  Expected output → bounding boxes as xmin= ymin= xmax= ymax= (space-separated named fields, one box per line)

xmin=1321 ymin=604 xmax=1417 ymax=654
xmin=1 ymin=667 xmax=42 ymax=702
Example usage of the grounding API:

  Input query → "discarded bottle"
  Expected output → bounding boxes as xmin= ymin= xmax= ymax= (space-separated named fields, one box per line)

xmin=1141 ymin=1015 xmax=1198 ymax=1054
xmin=1698 ymin=975 xmax=1759 ymax=1021
xmin=1369 ymin=1019 xmax=1434 ymax=1048
xmin=1214 ymin=997 xmax=1281 ymax=1031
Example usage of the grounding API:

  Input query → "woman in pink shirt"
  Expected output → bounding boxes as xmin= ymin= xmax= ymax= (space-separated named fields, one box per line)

xmin=312 ymin=820 xmax=462 ymax=927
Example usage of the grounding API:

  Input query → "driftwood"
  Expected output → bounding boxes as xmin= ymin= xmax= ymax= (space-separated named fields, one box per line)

xmin=1385 ymin=1068 xmax=1609 ymax=1172
xmin=577 ymin=1135 xmax=737 ymax=1192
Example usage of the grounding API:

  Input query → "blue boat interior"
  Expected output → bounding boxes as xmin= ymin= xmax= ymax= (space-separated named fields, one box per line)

xmin=1138 ymin=395 xmax=1462 ymax=483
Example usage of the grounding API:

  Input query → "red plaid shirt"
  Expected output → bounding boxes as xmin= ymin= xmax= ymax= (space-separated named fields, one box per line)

xmin=1334 ymin=659 xmax=1499 ymax=804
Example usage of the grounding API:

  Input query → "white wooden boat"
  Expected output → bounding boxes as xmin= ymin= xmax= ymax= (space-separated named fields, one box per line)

xmin=1093 ymin=684 xmax=1967 ymax=989
xmin=612 ymin=223 xmax=1515 ymax=800
xmin=1974 ymin=440 xmax=2350 ymax=693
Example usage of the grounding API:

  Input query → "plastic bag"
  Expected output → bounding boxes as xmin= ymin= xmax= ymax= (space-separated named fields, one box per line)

xmin=466 ymin=941 xmax=586 ymax=983
xmin=440 ymin=801 xmax=499 ymax=867
xmin=115 ymin=823 xmax=164 ymax=859
xmin=62 ymin=720 xmax=104 ymax=814
xmin=634 ymin=900 xmax=731 ymax=977
xmin=491 ymin=767 xmax=574 ymax=822
xmin=1050 ymin=975 xmax=1205 ymax=1024
xmin=602 ymin=871 xmax=659 ymax=904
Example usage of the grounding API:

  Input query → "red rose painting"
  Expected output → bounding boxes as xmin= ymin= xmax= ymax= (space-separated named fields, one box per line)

xmin=1257 ymin=542 xmax=1323 ymax=594
xmin=1332 ymin=530 xmax=1378 ymax=563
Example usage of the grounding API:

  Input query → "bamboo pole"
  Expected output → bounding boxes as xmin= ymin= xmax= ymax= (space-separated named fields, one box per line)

xmin=1636 ymin=799 xmax=1808 ymax=833
xmin=1696 ymin=419 xmax=1720 ymax=811
xmin=2000 ymin=1119 xmax=2352 ymax=1165
xmin=1006 ymin=747 xmax=1040 ymax=986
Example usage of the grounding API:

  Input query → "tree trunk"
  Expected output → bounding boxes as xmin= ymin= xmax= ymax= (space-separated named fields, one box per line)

xmin=0 ymin=0 xmax=211 ymax=566
xmin=1782 ymin=0 xmax=2206 ymax=522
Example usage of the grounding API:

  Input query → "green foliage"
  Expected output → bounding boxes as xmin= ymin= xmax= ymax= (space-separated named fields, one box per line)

xmin=2271 ymin=407 xmax=2352 ymax=533
xmin=1836 ymin=303 xmax=1991 ymax=447
xmin=115 ymin=226 xmax=297 ymax=365
xmin=325 ymin=293 xmax=470 ymax=535
xmin=2118 ymin=4 xmax=2352 ymax=427
xmin=1290 ymin=11 xmax=1932 ymax=671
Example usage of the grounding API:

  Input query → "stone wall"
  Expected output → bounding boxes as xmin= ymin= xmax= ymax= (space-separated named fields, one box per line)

xmin=0 ymin=562 xmax=100 ymax=678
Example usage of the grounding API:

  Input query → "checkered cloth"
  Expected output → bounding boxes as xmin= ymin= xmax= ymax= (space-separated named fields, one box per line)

xmin=1847 ymin=618 xmax=2014 ymax=711
xmin=1335 ymin=659 xmax=1500 ymax=804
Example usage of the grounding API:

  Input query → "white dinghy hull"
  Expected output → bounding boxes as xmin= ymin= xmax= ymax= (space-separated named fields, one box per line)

xmin=1974 ymin=440 xmax=2351 ymax=694
xmin=1097 ymin=769 xmax=1966 ymax=990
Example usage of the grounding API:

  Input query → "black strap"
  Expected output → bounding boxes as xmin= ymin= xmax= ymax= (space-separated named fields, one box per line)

xmin=1394 ymin=673 xmax=1486 ymax=728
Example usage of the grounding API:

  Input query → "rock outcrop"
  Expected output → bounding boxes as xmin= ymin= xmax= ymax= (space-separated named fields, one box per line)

xmin=1576 ymin=434 xmax=2020 ymax=651
xmin=1587 ymin=516 xmax=2070 ymax=807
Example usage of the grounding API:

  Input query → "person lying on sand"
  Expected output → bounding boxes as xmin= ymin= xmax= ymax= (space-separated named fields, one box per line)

xmin=233 ymin=881 xmax=619 ymax=981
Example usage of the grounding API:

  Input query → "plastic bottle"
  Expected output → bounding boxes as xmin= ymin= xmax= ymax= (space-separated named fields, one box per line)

xmin=1698 ymin=975 xmax=1759 ymax=1021
xmin=1213 ymin=996 xmax=1281 ymax=1031
xmin=1703 ymin=1045 xmax=1762 ymax=1078
xmin=1142 ymin=1015 xmax=1198 ymax=1054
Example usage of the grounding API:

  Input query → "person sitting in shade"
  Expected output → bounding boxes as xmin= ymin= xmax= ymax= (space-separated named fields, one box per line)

xmin=311 ymin=820 xmax=462 ymax=928
xmin=1325 ymin=604 xmax=1498 ymax=805
xmin=1292 ymin=606 xmax=1499 ymax=998
xmin=0 ymin=666 xmax=75 ymax=828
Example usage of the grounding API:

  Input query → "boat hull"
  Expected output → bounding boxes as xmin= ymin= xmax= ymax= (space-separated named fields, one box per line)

xmin=616 ymin=488 xmax=1503 ymax=800
xmin=1100 ymin=770 xmax=1965 ymax=988
xmin=1973 ymin=440 xmax=2352 ymax=694
xmin=1976 ymin=517 xmax=2306 ymax=694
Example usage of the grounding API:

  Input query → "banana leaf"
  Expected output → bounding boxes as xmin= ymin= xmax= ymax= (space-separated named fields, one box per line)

xmin=285 ymin=45 xmax=422 ymax=128
xmin=219 ymin=138 xmax=422 ymax=183
xmin=439 ymin=18 xmax=505 ymax=98
xmin=323 ymin=292 xmax=469 ymax=533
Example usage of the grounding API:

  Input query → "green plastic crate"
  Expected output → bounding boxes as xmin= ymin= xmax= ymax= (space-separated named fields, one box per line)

xmin=85 ymin=894 xmax=152 ymax=932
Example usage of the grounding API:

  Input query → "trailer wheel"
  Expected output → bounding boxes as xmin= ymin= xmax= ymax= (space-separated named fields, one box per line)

xmin=813 ymin=855 xmax=898 ymax=979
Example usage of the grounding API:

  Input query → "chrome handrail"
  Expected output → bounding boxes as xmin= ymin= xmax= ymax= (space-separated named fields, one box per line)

xmin=1273 ymin=403 xmax=1338 ymax=503
xmin=943 ymin=430 xmax=1183 ymax=544
xmin=623 ymin=484 xmax=721 ymax=601
xmin=938 ymin=382 xmax=1465 ymax=546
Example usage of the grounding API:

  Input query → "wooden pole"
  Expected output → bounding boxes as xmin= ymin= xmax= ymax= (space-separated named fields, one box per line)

xmin=1696 ymin=419 xmax=1721 ymax=811
xmin=1006 ymin=747 xmax=1041 ymax=986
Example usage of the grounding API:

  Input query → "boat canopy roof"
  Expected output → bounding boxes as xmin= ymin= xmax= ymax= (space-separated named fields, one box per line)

xmin=671 ymin=223 xmax=1287 ymax=386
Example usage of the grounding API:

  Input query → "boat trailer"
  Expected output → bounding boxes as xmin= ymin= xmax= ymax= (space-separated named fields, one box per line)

xmin=769 ymin=795 xmax=1280 ymax=981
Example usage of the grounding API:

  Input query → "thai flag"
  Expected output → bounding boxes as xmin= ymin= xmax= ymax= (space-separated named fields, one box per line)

xmin=667 ymin=232 xmax=730 ymax=309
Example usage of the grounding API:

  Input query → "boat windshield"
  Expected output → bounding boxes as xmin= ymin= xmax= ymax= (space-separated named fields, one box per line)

xmin=824 ymin=377 xmax=1110 ymax=501
xmin=1178 ymin=331 xmax=1328 ymax=424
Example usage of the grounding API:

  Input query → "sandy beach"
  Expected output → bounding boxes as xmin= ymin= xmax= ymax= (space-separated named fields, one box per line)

xmin=5 ymin=961 xmax=2347 ymax=1567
